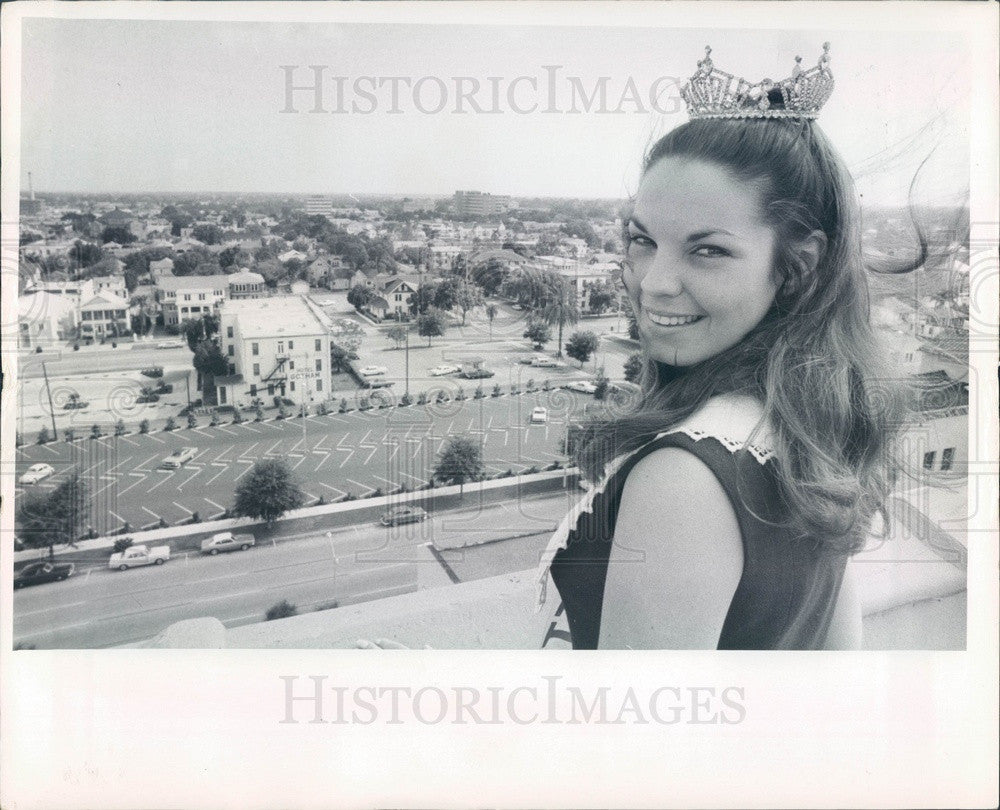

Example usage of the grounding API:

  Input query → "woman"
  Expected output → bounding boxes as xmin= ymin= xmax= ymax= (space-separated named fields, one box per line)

xmin=534 ymin=44 xmax=917 ymax=650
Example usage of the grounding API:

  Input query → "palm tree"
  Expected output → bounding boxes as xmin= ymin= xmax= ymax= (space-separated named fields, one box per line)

xmin=538 ymin=271 xmax=580 ymax=358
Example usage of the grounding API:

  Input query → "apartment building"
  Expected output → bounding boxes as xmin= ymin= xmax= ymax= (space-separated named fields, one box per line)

xmin=156 ymin=276 xmax=228 ymax=326
xmin=216 ymin=296 xmax=332 ymax=408
xmin=453 ymin=190 xmax=511 ymax=217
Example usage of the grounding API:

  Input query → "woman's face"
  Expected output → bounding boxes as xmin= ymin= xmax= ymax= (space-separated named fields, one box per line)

xmin=624 ymin=156 xmax=780 ymax=366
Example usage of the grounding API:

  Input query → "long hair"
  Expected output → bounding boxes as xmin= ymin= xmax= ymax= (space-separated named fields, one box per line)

xmin=578 ymin=118 xmax=925 ymax=554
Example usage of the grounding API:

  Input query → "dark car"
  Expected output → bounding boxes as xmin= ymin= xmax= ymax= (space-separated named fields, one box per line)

xmin=380 ymin=506 xmax=428 ymax=526
xmin=459 ymin=368 xmax=495 ymax=379
xmin=14 ymin=560 xmax=76 ymax=589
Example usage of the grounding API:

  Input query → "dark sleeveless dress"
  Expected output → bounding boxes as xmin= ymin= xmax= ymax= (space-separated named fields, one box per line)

xmin=546 ymin=431 xmax=852 ymax=650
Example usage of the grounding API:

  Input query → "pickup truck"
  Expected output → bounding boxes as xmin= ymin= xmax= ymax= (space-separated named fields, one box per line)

xmin=200 ymin=531 xmax=256 ymax=555
xmin=109 ymin=544 xmax=170 ymax=571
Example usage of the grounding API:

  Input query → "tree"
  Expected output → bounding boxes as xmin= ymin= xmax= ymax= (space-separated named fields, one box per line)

xmin=623 ymin=352 xmax=644 ymax=383
xmin=347 ymin=284 xmax=375 ymax=311
xmin=193 ymin=340 xmax=228 ymax=399
xmin=587 ymin=281 xmax=616 ymax=314
xmin=191 ymin=224 xmax=224 ymax=245
xmin=627 ymin=310 xmax=639 ymax=340
xmin=433 ymin=277 xmax=460 ymax=311
xmin=538 ymin=272 xmax=580 ymax=357
xmin=15 ymin=472 xmax=87 ymax=559
xmin=385 ymin=324 xmax=409 ymax=349
xmin=523 ymin=319 xmax=551 ymax=350
xmin=100 ymin=225 xmax=137 ymax=245
xmin=410 ymin=281 xmax=438 ymax=315
xmin=565 ymin=331 xmax=599 ymax=367
xmin=69 ymin=240 xmax=103 ymax=269
xmin=417 ymin=307 xmax=446 ymax=346
xmin=433 ymin=435 xmax=484 ymax=499
xmin=454 ymin=281 xmax=484 ymax=325
xmin=232 ymin=458 xmax=305 ymax=525
xmin=113 ymin=536 xmax=134 ymax=555
xmin=485 ymin=303 xmax=498 ymax=341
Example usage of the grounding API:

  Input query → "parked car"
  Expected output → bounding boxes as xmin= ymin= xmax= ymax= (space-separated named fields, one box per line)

xmin=531 ymin=356 xmax=563 ymax=368
xmin=519 ymin=354 xmax=547 ymax=365
xmin=563 ymin=380 xmax=598 ymax=395
xmin=361 ymin=378 xmax=394 ymax=389
xmin=156 ymin=340 xmax=184 ymax=349
xmin=358 ymin=365 xmax=388 ymax=376
xmin=14 ymin=560 xmax=75 ymax=589
xmin=459 ymin=367 xmax=495 ymax=379
xmin=19 ymin=463 xmax=55 ymax=484
xmin=63 ymin=399 xmax=89 ymax=410
xmin=109 ymin=544 xmax=170 ymax=571
xmin=429 ymin=364 xmax=460 ymax=377
xmin=160 ymin=446 xmax=198 ymax=469
xmin=140 ymin=366 xmax=164 ymax=378
xmin=380 ymin=505 xmax=428 ymax=526
xmin=530 ymin=406 xmax=548 ymax=423
xmin=201 ymin=531 xmax=256 ymax=555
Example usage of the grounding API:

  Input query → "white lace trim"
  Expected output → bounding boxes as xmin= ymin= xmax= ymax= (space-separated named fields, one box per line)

xmin=534 ymin=393 xmax=775 ymax=611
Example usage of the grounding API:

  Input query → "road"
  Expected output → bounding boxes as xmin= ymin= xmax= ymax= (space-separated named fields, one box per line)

xmin=15 ymin=389 xmax=595 ymax=535
xmin=13 ymin=495 xmax=571 ymax=649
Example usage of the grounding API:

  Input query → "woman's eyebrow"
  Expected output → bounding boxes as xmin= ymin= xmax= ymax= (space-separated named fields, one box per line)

xmin=686 ymin=229 xmax=737 ymax=241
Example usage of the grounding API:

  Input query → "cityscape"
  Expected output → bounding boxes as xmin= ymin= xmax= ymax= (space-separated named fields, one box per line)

xmin=12 ymin=188 xmax=971 ymax=649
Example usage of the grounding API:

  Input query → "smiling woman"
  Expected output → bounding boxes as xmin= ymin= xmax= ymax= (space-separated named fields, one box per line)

xmin=535 ymin=43 xmax=921 ymax=651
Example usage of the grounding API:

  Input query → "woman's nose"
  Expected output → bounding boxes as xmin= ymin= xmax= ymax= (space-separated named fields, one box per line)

xmin=639 ymin=253 xmax=685 ymax=298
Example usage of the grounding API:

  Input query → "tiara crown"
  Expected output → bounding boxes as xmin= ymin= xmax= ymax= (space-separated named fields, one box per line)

xmin=681 ymin=43 xmax=834 ymax=120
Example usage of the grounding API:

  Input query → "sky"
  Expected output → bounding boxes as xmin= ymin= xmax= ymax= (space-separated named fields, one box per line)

xmin=18 ymin=18 xmax=971 ymax=204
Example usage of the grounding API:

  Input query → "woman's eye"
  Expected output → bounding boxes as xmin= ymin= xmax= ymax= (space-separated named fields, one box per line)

xmin=691 ymin=245 xmax=731 ymax=258
xmin=626 ymin=233 xmax=655 ymax=249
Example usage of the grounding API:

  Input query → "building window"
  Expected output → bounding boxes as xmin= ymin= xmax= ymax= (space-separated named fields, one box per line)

xmin=941 ymin=448 xmax=955 ymax=471
xmin=227 ymin=326 xmax=234 ymax=338
xmin=288 ymin=340 xmax=294 ymax=350
xmin=315 ymin=338 xmax=321 ymax=351
xmin=227 ymin=345 xmax=234 ymax=357
xmin=250 ymin=385 xmax=257 ymax=397
xmin=316 ymin=379 xmax=322 ymax=392
xmin=290 ymin=381 xmax=296 ymax=392
xmin=184 ymin=294 xmax=191 ymax=301
xmin=252 ymin=363 xmax=260 ymax=377
xmin=289 ymin=361 xmax=295 ymax=370
xmin=198 ymin=293 xmax=206 ymax=301
xmin=277 ymin=341 xmax=284 ymax=354
xmin=252 ymin=342 xmax=259 ymax=356
xmin=315 ymin=359 xmax=322 ymax=372
xmin=922 ymin=451 xmax=936 ymax=470
xmin=181 ymin=307 xmax=189 ymax=314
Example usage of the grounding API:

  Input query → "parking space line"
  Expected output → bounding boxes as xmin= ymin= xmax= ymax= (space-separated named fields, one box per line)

xmin=117 ymin=475 xmax=148 ymax=497
xmin=119 ymin=435 xmax=141 ymax=447
xmin=233 ymin=460 xmax=255 ymax=482
xmin=345 ymin=478 xmax=376 ymax=496
xmin=145 ymin=433 xmax=167 ymax=444
xmin=141 ymin=505 xmax=160 ymax=521
xmin=176 ymin=467 xmax=201 ymax=491
xmin=291 ymin=455 xmax=307 ymax=471
xmin=313 ymin=453 xmax=332 ymax=472
xmin=239 ymin=423 xmax=261 ymax=433
xmin=203 ymin=465 xmax=228 ymax=486
xmin=317 ymin=482 xmax=346 ymax=499
xmin=172 ymin=500 xmax=194 ymax=516
xmin=337 ymin=448 xmax=355 ymax=467
xmin=146 ymin=471 xmax=175 ymax=493
xmin=108 ymin=510 xmax=128 ymax=526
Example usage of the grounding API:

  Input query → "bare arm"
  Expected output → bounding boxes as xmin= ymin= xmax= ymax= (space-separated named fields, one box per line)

xmin=598 ymin=448 xmax=745 ymax=649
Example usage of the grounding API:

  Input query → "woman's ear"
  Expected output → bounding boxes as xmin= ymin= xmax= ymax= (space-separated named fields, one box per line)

xmin=794 ymin=229 xmax=827 ymax=276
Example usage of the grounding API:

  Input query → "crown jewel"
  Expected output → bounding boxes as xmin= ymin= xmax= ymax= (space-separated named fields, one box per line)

xmin=681 ymin=43 xmax=834 ymax=120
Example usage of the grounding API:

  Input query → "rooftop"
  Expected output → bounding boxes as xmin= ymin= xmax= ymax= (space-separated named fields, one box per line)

xmin=156 ymin=275 xmax=228 ymax=291
xmin=221 ymin=295 xmax=329 ymax=338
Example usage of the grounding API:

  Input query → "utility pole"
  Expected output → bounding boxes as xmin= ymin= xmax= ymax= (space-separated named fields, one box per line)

xmin=42 ymin=362 xmax=57 ymax=438
xmin=404 ymin=329 xmax=410 ymax=397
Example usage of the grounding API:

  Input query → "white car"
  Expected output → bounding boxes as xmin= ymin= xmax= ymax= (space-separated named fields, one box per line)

xmin=358 ymin=365 xmax=388 ymax=376
xmin=156 ymin=340 xmax=184 ymax=349
xmin=531 ymin=356 xmax=563 ymax=368
xmin=530 ymin=406 xmax=548 ymax=423
xmin=160 ymin=446 xmax=198 ymax=469
xmin=428 ymin=364 xmax=460 ymax=377
xmin=20 ymin=463 xmax=55 ymax=484
xmin=564 ymin=380 xmax=598 ymax=395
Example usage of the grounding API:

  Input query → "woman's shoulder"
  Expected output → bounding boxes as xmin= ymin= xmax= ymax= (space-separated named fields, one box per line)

xmin=648 ymin=391 xmax=777 ymax=465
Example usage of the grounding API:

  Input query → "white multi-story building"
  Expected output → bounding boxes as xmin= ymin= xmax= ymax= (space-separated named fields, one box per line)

xmin=156 ymin=276 xmax=229 ymax=326
xmin=78 ymin=293 xmax=130 ymax=342
xmin=216 ymin=296 xmax=332 ymax=408
xmin=18 ymin=291 xmax=79 ymax=348
xmin=305 ymin=195 xmax=334 ymax=216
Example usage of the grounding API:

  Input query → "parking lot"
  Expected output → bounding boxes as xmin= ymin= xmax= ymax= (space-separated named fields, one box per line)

xmin=14 ymin=389 xmax=593 ymax=536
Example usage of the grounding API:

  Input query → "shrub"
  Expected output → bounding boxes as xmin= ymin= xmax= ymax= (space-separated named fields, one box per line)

xmin=417 ymin=391 xmax=428 ymax=405
xmin=36 ymin=426 xmax=50 ymax=445
xmin=164 ymin=417 xmax=177 ymax=431
xmin=90 ymin=424 xmax=103 ymax=439
xmin=371 ymin=487 xmax=383 ymax=498
xmin=114 ymin=420 xmax=126 ymax=436
xmin=343 ymin=492 xmax=356 ymax=502
xmin=509 ymin=383 xmax=519 ymax=395
xmin=113 ymin=536 xmax=134 ymax=555
xmin=232 ymin=409 xmax=244 ymax=424
xmin=526 ymin=465 xmax=540 ymax=475
xmin=158 ymin=517 xmax=168 ymax=528
xmin=339 ymin=398 xmax=349 ymax=414
xmin=435 ymin=391 xmax=447 ymax=404
xmin=254 ymin=406 xmax=264 ymax=422
xmin=358 ymin=396 xmax=371 ymax=411
xmin=543 ymin=379 xmax=551 ymax=391
xmin=209 ymin=411 xmax=219 ymax=427
xmin=317 ymin=401 xmax=329 ymax=415
xmin=265 ymin=600 xmax=298 ymax=621
xmin=298 ymin=405 xmax=307 ymax=418
xmin=492 ymin=384 xmax=502 ymax=397
xmin=526 ymin=378 xmax=536 ymax=392
xmin=276 ymin=405 xmax=288 ymax=420
xmin=455 ymin=387 xmax=466 ymax=401
xmin=186 ymin=412 xmax=198 ymax=429
xmin=15 ymin=431 xmax=23 ymax=447
xmin=473 ymin=386 xmax=484 ymax=399
xmin=64 ymin=428 xmax=76 ymax=442
xmin=400 ymin=392 xmax=413 ymax=407
xmin=190 ymin=511 xmax=200 ymax=524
